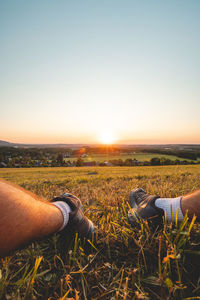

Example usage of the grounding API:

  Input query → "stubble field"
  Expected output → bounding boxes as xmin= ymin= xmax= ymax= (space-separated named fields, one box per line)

xmin=0 ymin=165 xmax=200 ymax=299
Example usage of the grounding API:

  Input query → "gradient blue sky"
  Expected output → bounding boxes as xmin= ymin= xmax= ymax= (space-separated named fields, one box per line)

xmin=1 ymin=0 xmax=200 ymax=144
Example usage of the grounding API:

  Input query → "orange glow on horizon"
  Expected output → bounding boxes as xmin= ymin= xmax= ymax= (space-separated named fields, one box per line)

xmin=1 ymin=129 xmax=200 ymax=145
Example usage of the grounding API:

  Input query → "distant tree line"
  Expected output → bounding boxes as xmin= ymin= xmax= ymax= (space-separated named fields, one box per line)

xmin=142 ymin=148 xmax=200 ymax=160
xmin=106 ymin=157 xmax=197 ymax=167
xmin=0 ymin=146 xmax=199 ymax=168
xmin=0 ymin=147 xmax=73 ymax=168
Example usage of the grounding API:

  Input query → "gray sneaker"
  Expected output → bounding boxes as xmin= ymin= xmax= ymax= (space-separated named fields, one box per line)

xmin=128 ymin=188 xmax=163 ymax=226
xmin=52 ymin=193 xmax=96 ymax=239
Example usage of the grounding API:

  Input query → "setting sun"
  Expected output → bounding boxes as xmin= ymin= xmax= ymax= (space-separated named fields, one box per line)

xmin=99 ymin=131 xmax=116 ymax=144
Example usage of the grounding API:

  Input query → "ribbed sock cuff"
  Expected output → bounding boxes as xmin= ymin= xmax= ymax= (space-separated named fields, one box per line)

xmin=155 ymin=196 xmax=184 ymax=221
xmin=52 ymin=201 xmax=72 ymax=231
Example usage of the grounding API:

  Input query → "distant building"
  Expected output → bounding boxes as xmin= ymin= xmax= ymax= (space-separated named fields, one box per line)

xmin=133 ymin=158 xmax=139 ymax=166
xmin=64 ymin=152 xmax=71 ymax=158
xmin=104 ymin=161 xmax=112 ymax=166
xmin=0 ymin=162 xmax=7 ymax=167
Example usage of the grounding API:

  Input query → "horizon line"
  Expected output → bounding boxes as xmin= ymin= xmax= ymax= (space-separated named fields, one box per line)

xmin=1 ymin=139 xmax=200 ymax=147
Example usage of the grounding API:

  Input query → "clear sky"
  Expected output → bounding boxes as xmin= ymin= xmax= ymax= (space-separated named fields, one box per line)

xmin=1 ymin=0 xmax=200 ymax=144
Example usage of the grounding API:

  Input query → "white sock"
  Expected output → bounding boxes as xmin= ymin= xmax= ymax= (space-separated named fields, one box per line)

xmin=155 ymin=196 xmax=184 ymax=221
xmin=52 ymin=201 xmax=72 ymax=231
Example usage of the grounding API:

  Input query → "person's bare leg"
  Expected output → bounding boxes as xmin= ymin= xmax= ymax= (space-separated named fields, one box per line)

xmin=181 ymin=189 xmax=200 ymax=219
xmin=0 ymin=179 xmax=63 ymax=258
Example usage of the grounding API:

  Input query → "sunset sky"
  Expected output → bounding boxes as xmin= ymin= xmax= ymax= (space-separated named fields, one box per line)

xmin=1 ymin=0 xmax=200 ymax=144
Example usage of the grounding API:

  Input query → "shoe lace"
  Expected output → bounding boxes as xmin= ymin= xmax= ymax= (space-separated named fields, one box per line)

xmin=135 ymin=189 xmax=148 ymax=205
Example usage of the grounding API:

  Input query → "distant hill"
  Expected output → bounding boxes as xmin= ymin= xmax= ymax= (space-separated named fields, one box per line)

xmin=0 ymin=140 xmax=200 ymax=150
xmin=0 ymin=140 xmax=89 ymax=149
xmin=0 ymin=140 xmax=14 ymax=147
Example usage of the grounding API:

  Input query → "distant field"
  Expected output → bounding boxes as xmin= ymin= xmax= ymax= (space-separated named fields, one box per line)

xmin=0 ymin=165 xmax=200 ymax=299
xmin=65 ymin=152 xmax=196 ymax=162
xmin=1 ymin=164 xmax=200 ymax=187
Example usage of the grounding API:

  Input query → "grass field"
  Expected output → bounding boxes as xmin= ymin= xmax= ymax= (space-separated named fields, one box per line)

xmin=0 ymin=165 xmax=200 ymax=299
xmin=65 ymin=153 xmax=197 ymax=163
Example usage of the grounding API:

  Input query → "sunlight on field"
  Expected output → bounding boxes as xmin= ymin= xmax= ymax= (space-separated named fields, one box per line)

xmin=0 ymin=165 xmax=200 ymax=299
xmin=0 ymin=165 xmax=200 ymax=199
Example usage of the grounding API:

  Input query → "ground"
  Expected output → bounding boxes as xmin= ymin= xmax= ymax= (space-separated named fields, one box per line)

xmin=0 ymin=166 xmax=200 ymax=299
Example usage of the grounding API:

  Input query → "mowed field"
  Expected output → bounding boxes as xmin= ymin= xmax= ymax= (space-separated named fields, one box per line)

xmin=0 ymin=165 xmax=200 ymax=299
